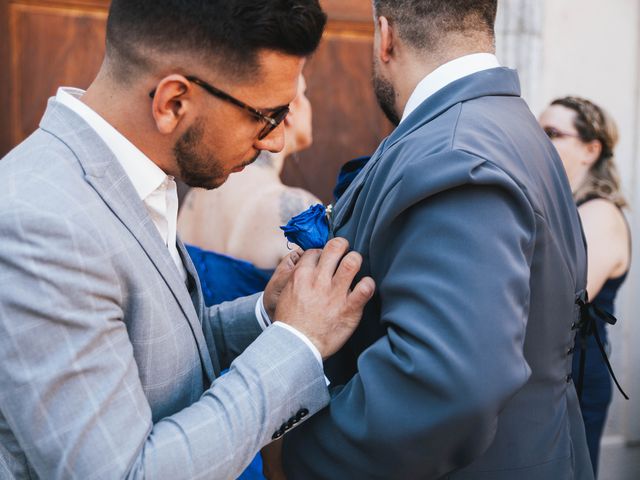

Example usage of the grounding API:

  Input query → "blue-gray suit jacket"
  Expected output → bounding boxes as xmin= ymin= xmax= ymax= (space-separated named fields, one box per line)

xmin=283 ymin=68 xmax=593 ymax=479
xmin=0 ymin=100 xmax=329 ymax=479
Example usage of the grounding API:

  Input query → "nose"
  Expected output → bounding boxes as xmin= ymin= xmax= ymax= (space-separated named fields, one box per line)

xmin=254 ymin=122 xmax=286 ymax=153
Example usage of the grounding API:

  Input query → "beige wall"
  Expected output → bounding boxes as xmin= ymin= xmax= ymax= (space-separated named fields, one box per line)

xmin=498 ymin=0 xmax=640 ymax=443
xmin=538 ymin=0 xmax=640 ymax=442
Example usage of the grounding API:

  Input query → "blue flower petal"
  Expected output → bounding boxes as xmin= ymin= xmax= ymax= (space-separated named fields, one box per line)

xmin=280 ymin=204 xmax=330 ymax=250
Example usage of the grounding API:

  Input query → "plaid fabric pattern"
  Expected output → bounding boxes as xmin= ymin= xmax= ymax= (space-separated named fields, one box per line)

xmin=0 ymin=100 xmax=329 ymax=479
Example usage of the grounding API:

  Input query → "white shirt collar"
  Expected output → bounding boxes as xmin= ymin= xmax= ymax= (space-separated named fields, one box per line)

xmin=55 ymin=87 xmax=187 ymax=282
xmin=55 ymin=87 xmax=168 ymax=200
xmin=400 ymin=53 xmax=501 ymax=124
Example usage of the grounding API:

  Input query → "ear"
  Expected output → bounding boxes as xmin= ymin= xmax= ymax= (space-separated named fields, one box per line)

xmin=284 ymin=111 xmax=293 ymax=128
xmin=584 ymin=139 xmax=603 ymax=167
xmin=150 ymin=74 xmax=192 ymax=135
xmin=376 ymin=15 xmax=394 ymax=64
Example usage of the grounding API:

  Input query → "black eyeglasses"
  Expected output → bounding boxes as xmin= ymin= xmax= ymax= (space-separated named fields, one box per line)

xmin=543 ymin=126 xmax=581 ymax=140
xmin=149 ymin=75 xmax=290 ymax=140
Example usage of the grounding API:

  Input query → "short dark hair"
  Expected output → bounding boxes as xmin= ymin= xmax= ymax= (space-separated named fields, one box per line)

xmin=105 ymin=0 xmax=327 ymax=82
xmin=373 ymin=0 xmax=497 ymax=50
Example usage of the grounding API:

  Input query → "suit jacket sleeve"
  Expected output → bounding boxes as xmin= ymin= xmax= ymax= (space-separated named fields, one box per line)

xmin=202 ymin=292 xmax=264 ymax=370
xmin=283 ymin=156 xmax=537 ymax=479
xmin=0 ymin=204 xmax=329 ymax=479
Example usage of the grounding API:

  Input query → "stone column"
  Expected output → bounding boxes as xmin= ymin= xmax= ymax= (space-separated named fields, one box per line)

xmin=495 ymin=0 xmax=544 ymax=111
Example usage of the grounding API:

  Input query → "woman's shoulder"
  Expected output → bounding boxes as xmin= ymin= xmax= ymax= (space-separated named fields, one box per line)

xmin=223 ymin=185 xmax=320 ymax=268
xmin=578 ymin=197 xmax=631 ymax=274
xmin=578 ymin=197 xmax=626 ymax=227
xmin=248 ymin=184 xmax=320 ymax=226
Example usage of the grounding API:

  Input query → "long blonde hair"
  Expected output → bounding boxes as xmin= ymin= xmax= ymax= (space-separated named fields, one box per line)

xmin=551 ymin=96 xmax=627 ymax=208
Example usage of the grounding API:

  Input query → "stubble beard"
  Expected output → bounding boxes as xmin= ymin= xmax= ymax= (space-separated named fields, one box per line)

xmin=173 ymin=119 xmax=226 ymax=190
xmin=372 ymin=60 xmax=401 ymax=127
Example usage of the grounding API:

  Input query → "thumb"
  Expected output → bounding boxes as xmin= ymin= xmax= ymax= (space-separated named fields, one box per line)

xmin=275 ymin=249 xmax=302 ymax=276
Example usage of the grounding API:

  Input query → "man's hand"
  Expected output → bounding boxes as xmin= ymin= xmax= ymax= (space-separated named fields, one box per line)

xmin=264 ymin=248 xmax=304 ymax=319
xmin=274 ymin=237 xmax=375 ymax=359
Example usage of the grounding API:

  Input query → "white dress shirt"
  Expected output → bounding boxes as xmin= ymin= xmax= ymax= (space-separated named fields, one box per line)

xmin=56 ymin=88 xmax=187 ymax=283
xmin=56 ymin=87 xmax=324 ymax=372
xmin=400 ymin=53 xmax=501 ymax=124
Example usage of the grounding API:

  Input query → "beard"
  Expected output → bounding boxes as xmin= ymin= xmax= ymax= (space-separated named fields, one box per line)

xmin=173 ymin=119 xmax=226 ymax=190
xmin=372 ymin=61 xmax=400 ymax=126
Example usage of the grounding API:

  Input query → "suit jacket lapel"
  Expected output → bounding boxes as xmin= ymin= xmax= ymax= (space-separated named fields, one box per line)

xmin=332 ymin=137 xmax=389 ymax=229
xmin=39 ymin=100 xmax=215 ymax=383
xmin=177 ymin=237 xmax=216 ymax=382
xmin=333 ymin=67 xmax=522 ymax=231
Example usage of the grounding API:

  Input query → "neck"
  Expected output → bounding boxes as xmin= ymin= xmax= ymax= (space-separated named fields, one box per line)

xmin=570 ymin=170 xmax=590 ymax=194
xmin=81 ymin=69 xmax=173 ymax=174
xmin=391 ymin=34 xmax=495 ymax=115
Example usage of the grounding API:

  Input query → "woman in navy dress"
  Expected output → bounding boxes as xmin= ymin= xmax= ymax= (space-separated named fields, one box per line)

xmin=177 ymin=75 xmax=318 ymax=479
xmin=539 ymin=96 xmax=631 ymax=477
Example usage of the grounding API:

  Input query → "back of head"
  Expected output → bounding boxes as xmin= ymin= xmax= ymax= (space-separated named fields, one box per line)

xmin=105 ymin=0 xmax=327 ymax=83
xmin=552 ymin=96 xmax=626 ymax=208
xmin=373 ymin=0 xmax=497 ymax=51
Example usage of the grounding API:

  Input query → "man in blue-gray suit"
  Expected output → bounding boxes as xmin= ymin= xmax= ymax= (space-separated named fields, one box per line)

xmin=0 ymin=1 xmax=375 ymax=479
xmin=273 ymin=1 xmax=594 ymax=479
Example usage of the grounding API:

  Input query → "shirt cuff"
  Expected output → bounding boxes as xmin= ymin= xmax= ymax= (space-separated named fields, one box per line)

xmin=256 ymin=294 xmax=328 ymax=385
xmin=255 ymin=292 xmax=271 ymax=330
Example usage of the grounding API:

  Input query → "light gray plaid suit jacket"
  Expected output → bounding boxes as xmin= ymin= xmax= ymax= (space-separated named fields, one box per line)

xmin=0 ymin=99 xmax=329 ymax=479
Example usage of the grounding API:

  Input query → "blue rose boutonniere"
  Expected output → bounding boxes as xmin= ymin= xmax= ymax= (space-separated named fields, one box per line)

xmin=280 ymin=203 xmax=333 ymax=250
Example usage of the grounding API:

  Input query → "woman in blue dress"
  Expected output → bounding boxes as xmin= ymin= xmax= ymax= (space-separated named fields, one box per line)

xmin=177 ymin=75 xmax=318 ymax=479
xmin=539 ymin=96 xmax=631 ymax=477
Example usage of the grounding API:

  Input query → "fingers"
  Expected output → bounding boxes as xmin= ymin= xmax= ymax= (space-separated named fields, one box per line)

xmin=315 ymin=237 xmax=350 ymax=280
xmin=332 ymin=251 xmax=363 ymax=291
xmin=289 ymin=247 xmax=303 ymax=265
xmin=282 ymin=248 xmax=303 ymax=270
xmin=273 ymin=248 xmax=304 ymax=277
xmin=346 ymin=276 xmax=376 ymax=312
xmin=296 ymin=248 xmax=322 ymax=271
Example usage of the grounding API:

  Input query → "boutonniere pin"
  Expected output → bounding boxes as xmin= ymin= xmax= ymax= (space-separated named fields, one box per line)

xmin=280 ymin=203 xmax=334 ymax=250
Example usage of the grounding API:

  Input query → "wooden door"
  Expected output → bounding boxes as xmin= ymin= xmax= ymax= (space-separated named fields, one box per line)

xmin=282 ymin=1 xmax=393 ymax=203
xmin=0 ymin=0 xmax=110 ymax=155
xmin=0 ymin=0 xmax=390 ymax=202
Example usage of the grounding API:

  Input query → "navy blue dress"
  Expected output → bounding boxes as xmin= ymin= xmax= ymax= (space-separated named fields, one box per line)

xmin=186 ymin=244 xmax=273 ymax=480
xmin=571 ymin=198 xmax=629 ymax=476
xmin=186 ymin=244 xmax=273 ymax=305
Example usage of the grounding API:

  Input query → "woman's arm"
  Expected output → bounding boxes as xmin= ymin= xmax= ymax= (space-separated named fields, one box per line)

xmin=578 ymin=198 xmax=630 ymax=300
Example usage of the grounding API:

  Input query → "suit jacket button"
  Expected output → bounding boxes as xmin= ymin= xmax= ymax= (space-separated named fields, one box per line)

xmin=567 ymin=346 xmax=575 ymax=355
xmin=296 ymin=408 xmax=309 ymax=421
xmin=566 ymin=374 xmax=572 ymax=383
xmin=272 ymin=429 xmax=284 ymax=440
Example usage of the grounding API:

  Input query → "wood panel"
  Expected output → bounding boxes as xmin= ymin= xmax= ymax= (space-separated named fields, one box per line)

xmin=321 ymin=0 xmax=375 ymax=23
xmin=7 ymin=1 xmax=108 ymax=147
xmin=0 ymin=1 xmax=10 ymax=154
xmin=282 ymin=0 xmax=391 ymax=203
xmin=0 ymin=0 xmax=389 ymax=205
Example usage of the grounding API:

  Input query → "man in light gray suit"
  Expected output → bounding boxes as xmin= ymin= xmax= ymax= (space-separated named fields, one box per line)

xmin=0 ymin=1 xmax=375 ymax=479
xmin=269 ymin=1 xmax=594 ymax=479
